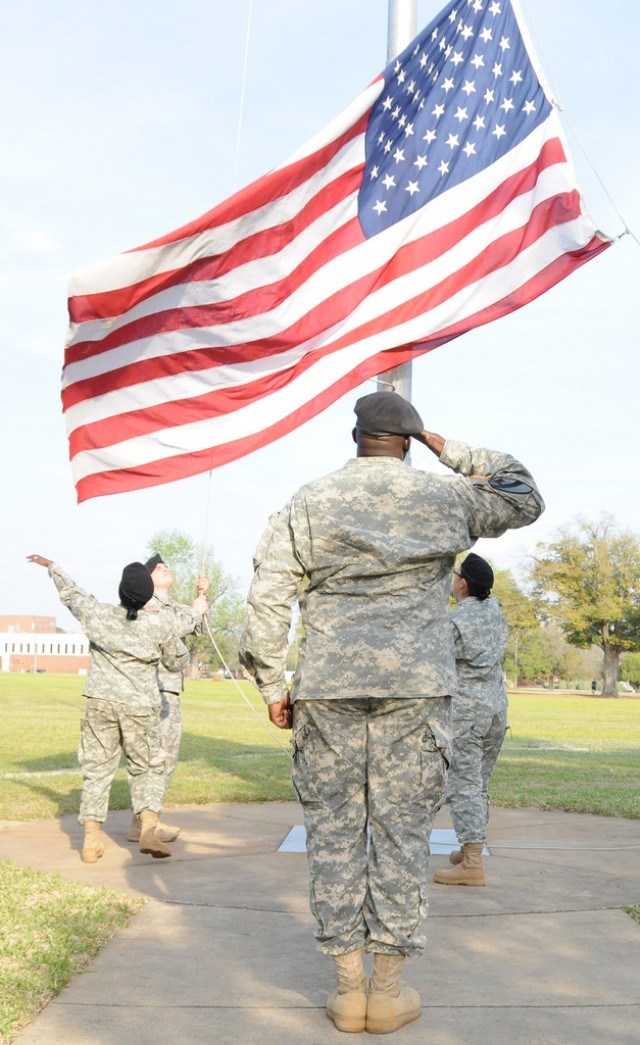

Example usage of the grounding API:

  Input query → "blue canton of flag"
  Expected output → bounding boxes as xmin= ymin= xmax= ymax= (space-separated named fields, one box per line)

xmin=359 ymin=0 xmax=553 ymax=237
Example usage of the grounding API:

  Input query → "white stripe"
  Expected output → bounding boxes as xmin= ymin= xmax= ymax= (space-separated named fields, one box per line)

xmin=70 ymin=210 xmax=594 ymax=481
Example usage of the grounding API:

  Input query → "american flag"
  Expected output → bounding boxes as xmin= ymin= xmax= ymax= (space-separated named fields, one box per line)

xmin=64 ymin=0 xmax=610 ymax=502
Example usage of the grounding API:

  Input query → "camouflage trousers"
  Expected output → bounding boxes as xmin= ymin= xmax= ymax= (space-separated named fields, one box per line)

xmin=158 ymin=690 xmax=182 ymax=792
xmin=446 ymin=705 xmax=508 ymax=844
xmin=291 ymin=697 xmax=451 ymax=957
xmin=78 ymin=697 xmax=165 ymax=824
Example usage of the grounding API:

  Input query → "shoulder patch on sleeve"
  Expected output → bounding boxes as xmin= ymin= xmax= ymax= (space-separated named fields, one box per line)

xmin=487 ymin=476 xmax=534 ymax=495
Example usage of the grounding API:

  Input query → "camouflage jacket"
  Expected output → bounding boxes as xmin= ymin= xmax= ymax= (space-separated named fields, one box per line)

xmin=146 ymin=593 xmax=204 ymax=695
xmin=450 ymin=596 xmax=509 ymax=714
xmin=49 ymin=565 xmax=190 ymax=707
xmin=240 ymin=439 xmax=543 ymax=705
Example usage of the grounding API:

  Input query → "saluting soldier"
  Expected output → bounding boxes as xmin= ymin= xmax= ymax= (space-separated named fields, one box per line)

xmin=240 ymin=391 xmax=544 ymax=1036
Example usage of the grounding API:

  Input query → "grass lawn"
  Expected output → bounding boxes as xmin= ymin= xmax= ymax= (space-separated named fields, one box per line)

xmin=1 ymin=675 xmax=638 ymax=821
xmin=0 ymin=860 xmax=143 ymax=1043
xmin=0 ymin=675 xmax=638 ymax=1042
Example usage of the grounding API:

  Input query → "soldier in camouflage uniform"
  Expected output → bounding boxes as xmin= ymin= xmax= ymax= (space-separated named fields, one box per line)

xmin=239 ymin=391 xmax=544 ymax=1035
xmin=126 ymin=554 xmax=209 ymax=845
xmin=434 ymin=553 xmax=509 ymax=888
xmin=27 ymin=555 xmax=189 ymax=863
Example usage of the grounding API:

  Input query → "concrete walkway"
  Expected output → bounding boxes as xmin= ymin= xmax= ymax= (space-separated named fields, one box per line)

xmin=2 ymin=803 xmax=639 ymax=1045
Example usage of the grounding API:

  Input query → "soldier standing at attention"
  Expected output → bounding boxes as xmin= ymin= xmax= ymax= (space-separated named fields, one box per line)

xmin=27 ymin=555 xmax=189 ymax=863
xmin=239 ymin=391 xmax=544 ymax=1036
xmin=126 ymin=554 xmax=209 ymax=846
xmin=433 ymin=553 xmax=509 ymax=888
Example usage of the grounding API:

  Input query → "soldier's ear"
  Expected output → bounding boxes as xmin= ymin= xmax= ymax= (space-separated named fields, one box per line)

xmin=352 ymin=427 xmax=357 ymax=444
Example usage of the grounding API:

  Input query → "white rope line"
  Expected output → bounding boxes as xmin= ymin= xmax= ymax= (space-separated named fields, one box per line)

xmin=234 ymin=0 xmax=254 ymax=187
xmin=518 ymin=0 xmax=637 ymax=245
xmin=202 ymin=614 xmax=293 ymax=757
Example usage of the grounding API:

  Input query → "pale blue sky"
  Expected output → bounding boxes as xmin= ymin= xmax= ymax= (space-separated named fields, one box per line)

xmin=2 ymin=0 xmax=639 ymax=626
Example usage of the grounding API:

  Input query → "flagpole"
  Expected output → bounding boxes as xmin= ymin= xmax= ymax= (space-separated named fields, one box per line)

xmin=378 ymin=0 xmax=418 ymax=404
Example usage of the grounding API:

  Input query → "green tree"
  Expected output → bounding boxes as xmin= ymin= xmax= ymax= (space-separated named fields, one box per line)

xmin=530 ymin=515 xmax=640 ymax=697
xmin=147 ymin=530 xmax=245 ymax=678
xmin=492 ymin=566 xmax=537 ymax=687
xmin=620 ymin=652 xmax=640 ymax=690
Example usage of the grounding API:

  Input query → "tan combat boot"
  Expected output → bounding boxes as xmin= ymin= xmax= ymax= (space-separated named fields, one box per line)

xmin=366 ymin=954 xmax=421 ymax=1034
xmin=139 ymin=810 xmax=172 ymax=858
xmin=326 ymin=949 xmax=367 ymax=1033
xmin=434 ymin=842 xmax=485 ymax=886
xmin=128 ymin=813 xmax=180 ymax=843
xmin=81 ymin=821 xmax=105 ymax=863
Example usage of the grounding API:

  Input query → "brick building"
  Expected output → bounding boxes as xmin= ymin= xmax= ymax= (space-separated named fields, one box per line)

xmin=0 ymin=615 xmax=90 ymax=674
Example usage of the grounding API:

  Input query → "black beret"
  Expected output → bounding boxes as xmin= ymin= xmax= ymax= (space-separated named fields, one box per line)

xmin=354 ymin=391 xmax=424 ymax=436
xmin=119 ymin=562 xmax=154 ymax=610
xmin=144 ymin=554 xmax=164 ymax=573
xmin=459 ymin=553 xmax=494 ymax=592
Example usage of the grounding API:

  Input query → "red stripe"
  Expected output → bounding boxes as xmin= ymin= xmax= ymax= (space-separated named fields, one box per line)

xmin=64 ymin=138 xmax=566 ymax=410
xmin=67 ymin=116 xmax=369 ymax=327
xmin=68 ymin=192 xmax=602 ymax=458
xmin=74 ymin=232 xmax=608 ymax=503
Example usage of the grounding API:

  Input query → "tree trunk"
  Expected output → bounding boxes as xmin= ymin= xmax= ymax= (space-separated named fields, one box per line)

xmin=602 ymin=642 xmax=620 ymax=697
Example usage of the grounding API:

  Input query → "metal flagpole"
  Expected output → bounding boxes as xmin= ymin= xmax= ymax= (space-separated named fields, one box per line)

xmin=377 ymin=0 xmax=418 ymax=404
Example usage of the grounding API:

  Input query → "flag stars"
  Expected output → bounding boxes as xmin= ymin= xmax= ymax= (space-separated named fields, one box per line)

xmin=448 ymin=8 xmax=458 ymax=22
xmin=500 ymin=97 xmax=514 ymax=113
xmin=393 ymin=147 xmax=406 ymax=163
xmin=405 ymin=180 xmax=420 ymax=195
xmin=414 ymin=154 xmax=428 ymax=169
xmin=384 ymin=140 xmax=393 ymax=153
xmin=441 ymin=76 xmax=455 ymax=92
xmin=404 ymin=122 xmax=415 ymax=137
xmin=382 ymin=95 xmax=394 ymax=111
xmin=373 ymin=200 xmax=387 ymax=215
xmin=454 ymin=105 xmax=469 ymax=122
xmin=419 ymin=52 xmax=428 ymax=68
xmin=462 ymin=79 xmax=476 ymax=95
xmin=472 ymin=0 xmax=483 ymax=11
xmin=382 ymin=173 xmax=396 ymax=189
xmin=499 ymin=36 xmax=510 ymax=51
xmin=489 ymin=1 xmax=501 ymax=15
xmin=480 ymin=27 xmax=492 ymax=43
xmin=463 ymin=141 xmax=477 ymax=157
xmin=471 ymin=53 xmax=485 ymax=69
xmin=438 ymin=159 xmax=450 ymax=176
xmin=432 ymin=103 xmax=446 ymax=119
xmin=451 ymin=50 xmax=464 ymax=66
xmin=484 ymin=87 xmax=495 ymax=104
xmin=522 ymin=99 xmax=536 ymax=114
xmin=397 ymin=69 xmax=407 ymax=85
xmin=510 ymin=69 xmax=523 ymax=86
xmin=392 ymin=106 xmax=402 ymax=120
xmin=446 ymin=132 xmax=460 ymax=149
xmin=460 ymin=23 xmax=474 ymax=40
xmin=473 ymin=113 xmax=486 ymax=130
xmin=369 ymin=165 xmax=380 ymax=180
xmin=492 ymin=62 xmax=503 ymax=77
xmin=423 ymin=127 xmax=437 ymax=143
xmin=492 ymin=123 xmax=506 ymax=139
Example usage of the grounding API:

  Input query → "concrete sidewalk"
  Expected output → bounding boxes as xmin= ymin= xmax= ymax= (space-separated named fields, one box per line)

xmin=2 ymin=803 xmax=639 ymax=1045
